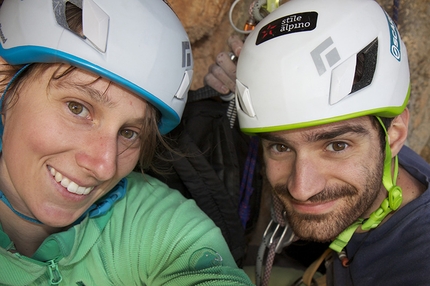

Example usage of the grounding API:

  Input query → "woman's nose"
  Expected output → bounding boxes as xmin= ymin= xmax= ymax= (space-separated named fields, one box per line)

xmin=75 ymin=133 xmax=118 ymax=181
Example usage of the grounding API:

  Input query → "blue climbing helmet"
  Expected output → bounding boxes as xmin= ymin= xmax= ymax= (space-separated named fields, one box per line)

xmin=0 ymin=0 xmax=193 ymax=135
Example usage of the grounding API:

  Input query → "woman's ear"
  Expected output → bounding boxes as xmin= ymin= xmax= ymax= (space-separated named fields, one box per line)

xmin=388 ymin=108 xmax=410 ymax=157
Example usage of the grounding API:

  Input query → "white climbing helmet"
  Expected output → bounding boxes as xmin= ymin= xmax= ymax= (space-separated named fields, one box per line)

xmin=235 ymin=0 xmax=410 ymax=134
xmin=0 ymin=0 xmax=193 ymax=134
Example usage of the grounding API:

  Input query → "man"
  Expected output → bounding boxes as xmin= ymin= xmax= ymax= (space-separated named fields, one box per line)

xmin=209 ymin=0 xmax=430 ymax=284
xmin=0 ymin=0 xmax=253 ymax=284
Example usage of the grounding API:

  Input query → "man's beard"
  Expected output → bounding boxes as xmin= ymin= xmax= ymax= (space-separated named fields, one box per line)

xmin=273 ymin=156 xmax=384 ymax=242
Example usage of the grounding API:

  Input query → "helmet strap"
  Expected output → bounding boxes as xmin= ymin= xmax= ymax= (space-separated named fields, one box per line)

xmin=329 ymin=116 xmax=403 ymax=262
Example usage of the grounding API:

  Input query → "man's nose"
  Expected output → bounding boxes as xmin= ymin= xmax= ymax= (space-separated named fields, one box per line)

xmin=287 ymin=155 xmax=326 ymax=202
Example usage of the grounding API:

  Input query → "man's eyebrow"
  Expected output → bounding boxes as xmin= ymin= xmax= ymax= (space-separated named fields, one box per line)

xmin=259 ymin=124 xmax=370 ymax=143
xmin=307 ymin=125 xmax=370 ymax=142
xmin=259 ymin=133 xmax=285 ymax=142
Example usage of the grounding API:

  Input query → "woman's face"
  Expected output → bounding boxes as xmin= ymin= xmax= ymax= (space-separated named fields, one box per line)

xmin=0 ymin=65 xmax=147 ymax=227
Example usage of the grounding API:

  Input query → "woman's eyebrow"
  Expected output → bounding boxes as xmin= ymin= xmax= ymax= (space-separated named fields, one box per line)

xmin=58 ymin=81 xmax=116 ymax=107
xmin=78 ymin=85 xmax=116 ymax=107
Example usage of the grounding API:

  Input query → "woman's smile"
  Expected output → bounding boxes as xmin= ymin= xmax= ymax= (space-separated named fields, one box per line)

xmin=49 ymin=166 xmax=95 ymax=195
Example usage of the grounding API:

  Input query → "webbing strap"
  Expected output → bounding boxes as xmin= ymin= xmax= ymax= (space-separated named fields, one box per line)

xmin=329 ymin=116 xmax=403 ymax=254
xmin=302 ymin=248 xmax=332 ymax=286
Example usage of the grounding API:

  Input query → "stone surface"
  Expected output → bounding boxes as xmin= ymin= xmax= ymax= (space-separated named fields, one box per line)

xmin=168 ymin=0 xmax=250 ymax=90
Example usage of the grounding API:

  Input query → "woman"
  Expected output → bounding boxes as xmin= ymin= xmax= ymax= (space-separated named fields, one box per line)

xmin=0 ymin=0 xmax=253 ymax=285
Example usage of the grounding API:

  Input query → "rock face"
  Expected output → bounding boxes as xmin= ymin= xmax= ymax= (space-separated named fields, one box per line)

xmin=171 ymin=0 xmax=430 ymax=162
xmin=168 ymin=0 xmax=250 ymax=90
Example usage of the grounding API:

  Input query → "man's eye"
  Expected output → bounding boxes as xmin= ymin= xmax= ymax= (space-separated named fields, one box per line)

xmin=273 ymin=144 xmax=289 ymax=152
xmin=119 ymin=129 xmax=137 ymax=140
xmin=68 ymin=101 xmax=89 ymax=118
xmin=327 ymin=142 xmax=348 ymax=151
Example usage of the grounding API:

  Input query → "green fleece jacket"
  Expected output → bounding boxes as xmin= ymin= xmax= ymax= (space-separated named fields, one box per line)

xmin=0 ymin=172 xmax=253 ymax=285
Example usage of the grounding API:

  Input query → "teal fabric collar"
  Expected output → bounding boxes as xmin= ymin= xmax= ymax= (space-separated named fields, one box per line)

xmin=0 ymin=178 xmax=128 ymax=262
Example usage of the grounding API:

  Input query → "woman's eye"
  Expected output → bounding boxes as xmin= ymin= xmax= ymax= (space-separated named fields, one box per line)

xmin=327 ymin=142 xmax=348 ymax=152
xmin=68 ymin=101 xmax=89 ymax=118
xmin=119 ymin=129 xmax=138 ymax=140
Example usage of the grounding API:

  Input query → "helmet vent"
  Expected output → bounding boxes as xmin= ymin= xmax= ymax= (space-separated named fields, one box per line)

xmin=350 ymin=38 xmax=378 ymax=94
xmin=65 ymin=1 xmax=84 ymax=37
xmin=236 ymin=80 xmax=256 ymax=118
xmin=53 ymin=0 xmax=109 ymax=53
xmin=53 ymin=0 xmax=84 ymax=38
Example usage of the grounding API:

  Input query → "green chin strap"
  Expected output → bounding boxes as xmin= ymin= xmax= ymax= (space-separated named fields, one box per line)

xmin=329 ymin=116 xmax=403 ymax=254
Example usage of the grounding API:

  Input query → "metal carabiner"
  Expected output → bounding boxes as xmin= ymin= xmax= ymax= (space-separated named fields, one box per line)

xmin=262 ymin=216 xmax=296 ymax=253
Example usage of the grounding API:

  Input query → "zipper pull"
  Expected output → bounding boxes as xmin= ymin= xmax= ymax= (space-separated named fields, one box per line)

xmin=47 ymin=259 xmax=63 ymax=285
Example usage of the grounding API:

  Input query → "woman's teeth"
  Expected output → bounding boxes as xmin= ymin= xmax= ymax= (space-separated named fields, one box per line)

xmin=50 ymin=167 xmax=94 ymax=195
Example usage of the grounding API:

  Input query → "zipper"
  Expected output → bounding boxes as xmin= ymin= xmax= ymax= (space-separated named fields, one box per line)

xmin=47 ymin=259 xmax=63 ymax=285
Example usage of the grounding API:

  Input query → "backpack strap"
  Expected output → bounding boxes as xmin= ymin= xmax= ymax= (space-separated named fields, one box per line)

xmin=300 ymin=248 xmax=332 ymax=286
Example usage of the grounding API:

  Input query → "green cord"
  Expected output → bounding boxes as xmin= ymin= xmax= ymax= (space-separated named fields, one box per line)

xmin=329 ymin=116 xmax=403 ymax=253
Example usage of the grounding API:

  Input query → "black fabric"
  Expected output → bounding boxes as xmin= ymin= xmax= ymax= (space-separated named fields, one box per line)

xmin=187 ymin=85 xmax=220 ymax=103
xmin=151 ymin=89 xmax=262 ymax=266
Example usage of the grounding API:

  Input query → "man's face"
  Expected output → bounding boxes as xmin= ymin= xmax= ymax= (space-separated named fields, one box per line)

xmin=261 ymin=116 xmax=386 ymax=242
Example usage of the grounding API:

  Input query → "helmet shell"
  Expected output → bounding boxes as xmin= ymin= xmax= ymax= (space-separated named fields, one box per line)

xmin=236 ymin=0 xmax=410 ymax=134
xmin=0 ymin=0 xmax=193 ymax=134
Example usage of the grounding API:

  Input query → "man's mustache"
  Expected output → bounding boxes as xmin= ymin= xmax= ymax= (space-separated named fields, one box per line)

xmin=273 ymin=184 xmax=359 ymax=203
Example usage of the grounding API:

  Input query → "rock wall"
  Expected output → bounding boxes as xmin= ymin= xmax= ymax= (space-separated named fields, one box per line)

xmin=171 ymin=0 xmax=430 ymax=162
xmin=168 ymin=0 xmax=250 ymax=90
